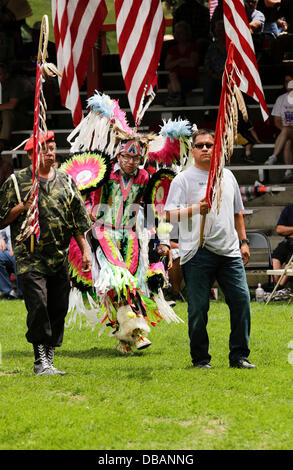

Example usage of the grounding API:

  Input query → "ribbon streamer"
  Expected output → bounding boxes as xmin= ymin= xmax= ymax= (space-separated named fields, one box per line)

xmin=15 ymin=15 xmax=61 ymax=250
xmin=199 ymin=43 xmax=246 ymax=246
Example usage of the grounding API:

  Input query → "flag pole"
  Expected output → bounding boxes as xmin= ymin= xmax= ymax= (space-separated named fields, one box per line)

xmin=199 ymin=214 xmax=206 ymax=248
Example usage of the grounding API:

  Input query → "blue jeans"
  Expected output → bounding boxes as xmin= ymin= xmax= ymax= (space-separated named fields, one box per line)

xmin=182 ymin=247 xmax=251 ymax=365
xmin=264 ymin=22 xmax=282 ymax=36
xmin=0 ymin=249 xmax=21 ymax=295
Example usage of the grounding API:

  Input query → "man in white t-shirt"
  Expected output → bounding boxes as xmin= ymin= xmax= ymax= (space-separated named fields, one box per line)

xmin=264 ymin=75 xmax=293 ymax=181
xmin=165 ymin=129 xmax=256 ymax=369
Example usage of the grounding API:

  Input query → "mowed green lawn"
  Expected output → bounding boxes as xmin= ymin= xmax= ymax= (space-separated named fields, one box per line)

xmin=0 ymin=297 xmax=293 ymax=450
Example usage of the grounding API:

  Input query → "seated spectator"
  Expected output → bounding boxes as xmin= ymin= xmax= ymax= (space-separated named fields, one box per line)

xmin=271 ymin=204 xmax=293 ymax=289
xmin=264 ymin=74 xmax=293 ymax=181
xmin=203 ymin=20 xmax=227 ymax=114
xmin=0 ymin=0 xmax=26 ymax=63
xmin=0 ymin=226 xmax=22 ymax=299
xmin=172 ymin=0 xmax=211 ymax=65
xmin=271 ymin=0 xmax=293 ymax=64
xmin=245 ymin=0 xmax=265 ymax=33
xmin=0 ymin=155 xmax=13 ymax=187
xmin=237 ymin=110 xmax=264 ymax=163
xmin=0 ymin=62 xmax=34 ymax=153
xmin=257 ymin=0 xmax=285 ymax=36
xmin=164 ymin=21 xmax=199 ymax=106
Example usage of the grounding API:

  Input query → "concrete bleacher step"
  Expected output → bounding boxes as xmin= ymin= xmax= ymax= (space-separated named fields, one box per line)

xmin=244 ymin=205 xmax=285 ymax=233
xmin=244 ymin=187 xmax=293 ymax=207
xmin=19 ymin=102 xmax=273 ymax=133
xmin=8 ymin=129 xmax=275 ymax=162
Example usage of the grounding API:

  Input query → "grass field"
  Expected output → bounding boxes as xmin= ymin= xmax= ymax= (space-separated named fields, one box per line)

xmin=1 ymin=296 xmax=293 ymax=451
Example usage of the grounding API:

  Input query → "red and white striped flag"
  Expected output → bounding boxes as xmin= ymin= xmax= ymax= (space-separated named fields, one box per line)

xmin=115 ymin=0 xmax=165 ymax=126
xmin=209 ymin=0 xmax=218 ymax=19
xmin=51 ymin=0 xmax=108 ymax=127
xmin=223 ymin=0 xmax=269 ymax=121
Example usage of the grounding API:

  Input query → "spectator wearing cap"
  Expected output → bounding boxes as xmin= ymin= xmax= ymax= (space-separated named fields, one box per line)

xmin=0 ymin=131 xmax=92 ymax=376
xmin=257 ymin=0 xmax=286 ymax=36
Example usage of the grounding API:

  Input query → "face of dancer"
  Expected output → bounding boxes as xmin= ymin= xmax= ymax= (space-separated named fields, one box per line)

xmin=118 ymin=141 xmax=142 ymax=175
xmin=191 ymin=133 xmax=214 ymax=171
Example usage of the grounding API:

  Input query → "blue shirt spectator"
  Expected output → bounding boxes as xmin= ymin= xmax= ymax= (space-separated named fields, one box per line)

xmin=0 ymin=226 xmax=22 ymax=299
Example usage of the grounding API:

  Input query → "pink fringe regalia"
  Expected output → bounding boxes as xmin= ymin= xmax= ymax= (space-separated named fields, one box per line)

xmin=62 ymin=92 xmax=192 ymax=340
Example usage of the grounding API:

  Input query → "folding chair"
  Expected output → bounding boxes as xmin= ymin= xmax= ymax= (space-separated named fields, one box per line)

xmin=245 ymin=231 xmax=273 ymax=287
xmin=266 ymin=253 xmax=293 ymax=304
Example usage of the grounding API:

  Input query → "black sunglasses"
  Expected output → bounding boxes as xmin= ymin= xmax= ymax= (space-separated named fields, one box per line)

xmin=193 ymin=143 xmax=213 ymax=149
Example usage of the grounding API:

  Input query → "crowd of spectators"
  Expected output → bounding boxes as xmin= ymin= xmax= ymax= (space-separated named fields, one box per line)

xmin=0 ymin=3 xmax=58 ymax=158
xmin=161 ymin=0 xmax=293 ymax=173
xmin=0 ymin=0 xmax=291 ymax=186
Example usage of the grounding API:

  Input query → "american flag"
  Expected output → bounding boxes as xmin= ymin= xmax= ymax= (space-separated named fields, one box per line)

xmin=223 ymin=0 xmax=269 ymax=121
xmin=115 ymin=0 xmax=165 ymax=126
xmin=209 ymin=0 xmax=218 ymax=19
xmin=51 ymin=0 xmax=108 ymax=127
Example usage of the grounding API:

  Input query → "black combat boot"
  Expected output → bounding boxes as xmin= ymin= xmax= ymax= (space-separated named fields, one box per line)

xmin=33 ymin=344 xmax=54 ymax=376
xmin=46 ymin=346 xmax=68 ymax=376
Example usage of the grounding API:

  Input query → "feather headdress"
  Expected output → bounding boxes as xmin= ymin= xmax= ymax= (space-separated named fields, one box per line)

xmin=148 ymin=118 xmax=192 ymax=167
xmin=67 ymin=91 xmax=135 ymax=156
xmin=67 ymin=91 xmax=193 ymax=169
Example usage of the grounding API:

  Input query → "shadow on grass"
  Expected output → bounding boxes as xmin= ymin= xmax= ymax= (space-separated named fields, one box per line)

xmin=2 ymin=347 xmax=161 ymax=360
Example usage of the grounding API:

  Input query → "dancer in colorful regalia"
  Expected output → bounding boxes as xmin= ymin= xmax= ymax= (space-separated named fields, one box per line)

xmin=62 ymin=92 xmax=192 ymax=355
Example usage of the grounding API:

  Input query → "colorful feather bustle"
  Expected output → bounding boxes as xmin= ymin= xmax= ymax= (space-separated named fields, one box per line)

xmin=148 ymin=119 xmax=192 ymax=166
xmin=145 ymin=261 xmax=167 ymax=293
xmin=60 ymin=152 xmax=111 ymax=194
xmin=144 ymin=169 xmax=175 ymax=224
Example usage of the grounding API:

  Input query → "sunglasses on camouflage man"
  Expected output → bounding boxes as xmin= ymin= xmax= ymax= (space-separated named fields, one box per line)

xmin=193 ymin=143 xmax=213 ymax=149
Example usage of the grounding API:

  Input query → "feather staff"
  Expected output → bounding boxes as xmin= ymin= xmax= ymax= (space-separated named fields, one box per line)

xmin=199 ymin=43 xmax=247 ymax=246
xmin=15 ymin=15 xmax=61 ymax=250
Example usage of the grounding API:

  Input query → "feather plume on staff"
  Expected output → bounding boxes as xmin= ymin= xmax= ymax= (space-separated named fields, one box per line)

xmin=14 ymin=15 xmax=61 ymax=251
xmin=199 ymin=43 xmax=248 ymax=247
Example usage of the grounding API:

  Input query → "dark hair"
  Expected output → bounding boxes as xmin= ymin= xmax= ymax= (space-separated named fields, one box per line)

xmin=191 ymin=128 xmax=215 ymax=146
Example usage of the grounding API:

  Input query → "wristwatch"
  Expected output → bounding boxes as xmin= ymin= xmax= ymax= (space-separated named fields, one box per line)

xmin=239 ymin=239 xmax=250 ymax=247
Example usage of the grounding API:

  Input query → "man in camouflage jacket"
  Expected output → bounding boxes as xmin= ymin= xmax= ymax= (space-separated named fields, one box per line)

xmin=0 ymin=132 xmax=92 ymax=376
